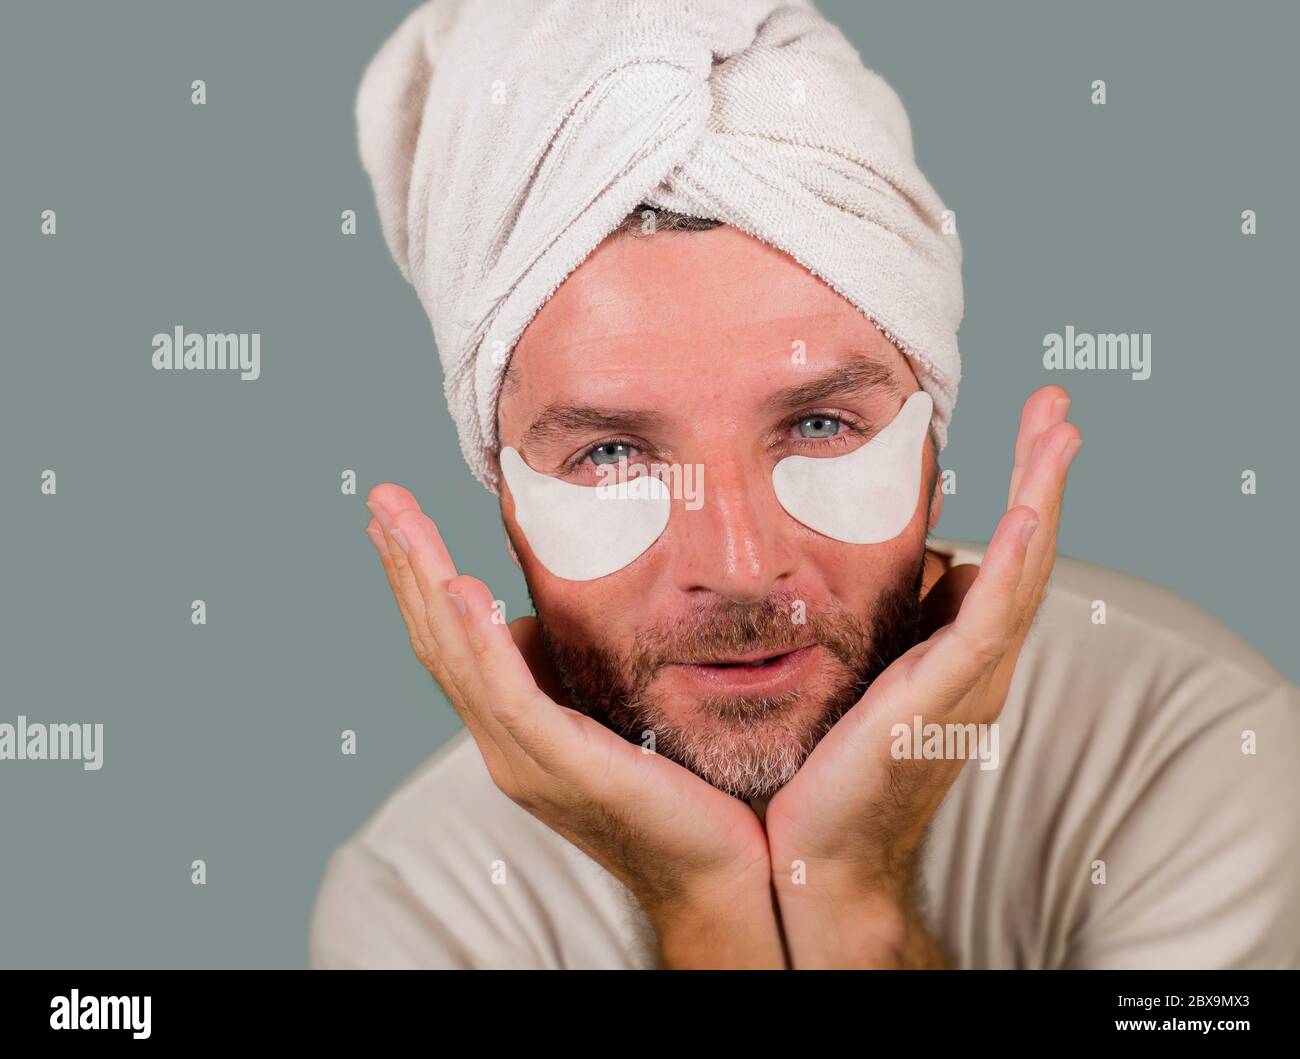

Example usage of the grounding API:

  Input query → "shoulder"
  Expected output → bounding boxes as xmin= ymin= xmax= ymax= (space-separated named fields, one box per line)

xmin=309 ymin=730 xmax=653 ymax=969
xmin=927 ymin=537 xmax=1300 ymax=968
xmin=931 ymin=536 xmax=1287 ymax=702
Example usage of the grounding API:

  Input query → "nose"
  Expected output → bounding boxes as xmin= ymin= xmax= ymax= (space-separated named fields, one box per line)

xmin=666 ymin=454 xmax=797 ymax=603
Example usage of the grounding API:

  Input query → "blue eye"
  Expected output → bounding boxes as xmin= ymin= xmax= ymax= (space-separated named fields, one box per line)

xmin=586 ymin=442 xmax=635 ymax=466
xmin=797 ymin=415 xmax=841 ymax=439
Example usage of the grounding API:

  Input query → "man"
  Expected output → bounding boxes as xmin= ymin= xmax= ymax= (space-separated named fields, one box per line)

xmin=310 ymin=0 xmax=1300 ymax=968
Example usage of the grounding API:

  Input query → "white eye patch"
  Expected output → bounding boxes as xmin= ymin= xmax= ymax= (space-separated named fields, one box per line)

xmin=499 ymin=447 xmax=671 ymax=581
xmin=772 ymin=391 xmax=933 ymax=545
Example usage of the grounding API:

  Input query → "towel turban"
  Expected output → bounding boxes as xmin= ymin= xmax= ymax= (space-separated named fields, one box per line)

xmin=357 ymin=0 xmax=964 ymax=492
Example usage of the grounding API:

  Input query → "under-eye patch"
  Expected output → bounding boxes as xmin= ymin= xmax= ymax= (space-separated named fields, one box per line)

xmin=499 ymin=447 xmax=671 ymax=581
xmin=772 ymin=391 xmax=932 ymax=544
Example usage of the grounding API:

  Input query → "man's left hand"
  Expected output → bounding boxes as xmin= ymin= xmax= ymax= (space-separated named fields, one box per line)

xmin=763 ymin=384 xmax=1082 ymax=968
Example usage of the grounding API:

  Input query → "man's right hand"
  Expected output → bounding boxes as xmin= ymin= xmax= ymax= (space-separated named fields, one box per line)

xmin=364 ymin=484 xmax=785 ymax=968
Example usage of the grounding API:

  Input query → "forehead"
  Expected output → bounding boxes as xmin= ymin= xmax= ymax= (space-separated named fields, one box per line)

xmin=498 ymin=225 xmax=909 ymax=428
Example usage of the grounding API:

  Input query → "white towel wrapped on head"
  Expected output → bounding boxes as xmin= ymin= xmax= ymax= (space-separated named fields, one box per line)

xmin=357 ymin=0 xmax=963 ymax=492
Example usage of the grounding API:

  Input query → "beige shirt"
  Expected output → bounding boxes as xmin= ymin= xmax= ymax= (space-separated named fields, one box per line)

xmin=309 ymin=539 xmax=1300 ymax=969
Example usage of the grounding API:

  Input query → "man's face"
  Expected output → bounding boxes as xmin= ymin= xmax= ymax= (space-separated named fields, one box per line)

xmin=496 ymin=225 xmax=943 ymax=801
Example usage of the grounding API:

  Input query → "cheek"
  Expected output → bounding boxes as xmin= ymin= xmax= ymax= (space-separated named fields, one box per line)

xmin=798 ymin=521 xmax=925 ymax=609
xmin=515 ymin=545 xmax=640 ymax=647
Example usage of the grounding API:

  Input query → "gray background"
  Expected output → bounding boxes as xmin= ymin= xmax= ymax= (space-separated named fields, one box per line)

xmin=0 ymin=0 xmax=1294 ymax=968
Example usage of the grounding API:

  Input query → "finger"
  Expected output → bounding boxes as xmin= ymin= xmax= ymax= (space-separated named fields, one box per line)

xmin=366 ymin=513 xmax=441 ymax=675
xmin=366 ymin=487 xmax=441 ymax=672
xmin=385 ymin=511 xmax=535 ymax=791
xmin=368 ymin=481 xmax=424 ymax=515
xmin=365 ymin=482 xmax=422 ymax=567
xmin=448 ymin=573 xmax=587 ymax=768
xmin=364 ymin=520 xmax=388 ymax=558
xmin=387 ymin=506 xmax=501 ymax=735
xmin=909 ymin=505 xmax=1040 ymax=706
xmin=367 ymin=486 xmax=491 ymax=742
xmin=1006 ymin=386 xmax=1071 ymax=511
xmin=1008 ymin=420 xmax=1082 ymax=623
xmin=369 ymin=514 xmax=513 ymax=767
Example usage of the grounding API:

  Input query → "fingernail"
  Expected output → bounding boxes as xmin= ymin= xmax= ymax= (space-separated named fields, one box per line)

xmin=390 ymin=527 xmax=410 ymax=555
xmin=365 ymin=523 xmax=389 ymax=556
xmin=448 ymin=590 xmax=467 ymax=616
xmin=365 ymin=500 xmax=392 ymax=531
xmin=1019 ymin=519 xmax=1040 ymax=548
xmin=1050 ymin=397 xmax=1070 ymax=425
xmin=1060 ymin=437 xmax=1083 ymax=470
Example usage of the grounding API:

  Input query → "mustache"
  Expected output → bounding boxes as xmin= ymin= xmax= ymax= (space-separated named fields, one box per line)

xmin=633 ymin=589 xmax=865 ymax=672
xmin=530 ymin=551 xmax=928 ymax=701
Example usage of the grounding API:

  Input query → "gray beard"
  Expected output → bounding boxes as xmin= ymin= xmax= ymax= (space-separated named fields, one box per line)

xmin=531 ymin=555 xmax=926 ymax=801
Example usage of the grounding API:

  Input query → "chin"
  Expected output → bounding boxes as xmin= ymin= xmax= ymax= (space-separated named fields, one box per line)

xmin=653 ymin=704 xmax=825 ymax=800
xmin=643 ymin=650 xmax=859 ymax=799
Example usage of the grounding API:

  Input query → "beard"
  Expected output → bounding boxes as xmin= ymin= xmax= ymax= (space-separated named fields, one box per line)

xmin=530 ymin=551 xmax=927 ymax=801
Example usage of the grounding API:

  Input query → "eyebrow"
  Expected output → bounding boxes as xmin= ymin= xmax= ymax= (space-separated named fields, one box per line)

xmin=520 ymin=358 xmax=902 ymax=449
xmin=763 ymin=358 xmax=903 ymax=413
xmin=522 ymin=404 xmax=669 ymax=448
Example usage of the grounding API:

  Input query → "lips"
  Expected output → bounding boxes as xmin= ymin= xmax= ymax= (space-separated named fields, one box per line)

xmin=696 ymin=647 xmax=800 ymax=668
xmin=666 ymin=644 xmax=821 ymax=694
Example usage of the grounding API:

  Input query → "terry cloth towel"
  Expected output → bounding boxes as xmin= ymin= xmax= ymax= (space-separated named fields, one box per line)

xmin=357 ymin=0 xmax=964 ymax=492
